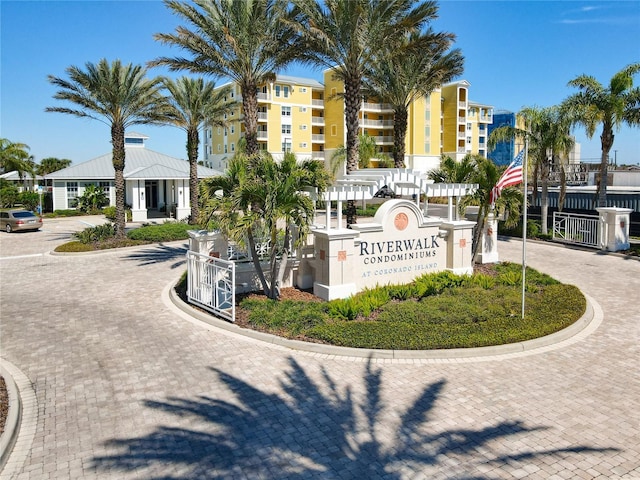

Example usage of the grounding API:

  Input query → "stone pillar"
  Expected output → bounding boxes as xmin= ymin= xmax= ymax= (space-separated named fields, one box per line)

xmin=131 ymin=182 xmax=148 ymax=222
xmin=312 ymin=228 xmax=359 ymax=301
xmin=597 ymin=207 xmax=633 ymax=251
xmin=478 ymin=213 xmax=499 ymax=264
xmin=439 ymin=220 xmax=475 ymax=275
xmin=187 ymin=230 xmax=229 ymax=258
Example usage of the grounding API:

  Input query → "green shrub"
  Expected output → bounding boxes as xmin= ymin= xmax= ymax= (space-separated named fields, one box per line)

xmin=239 ymin=298 xmax=328 ymax=337
xmin=466 ymin=273 xmax=496 ymax=290
xmin=387 ymin=283 xmax=418 ymax=300
xmin=126 ymin=221 xmax=195 ymax=242
xmin=18 ymin=191 xmax=40 ymax=211
xmin=327 ymin=297 xmax=361 ymax=321
xmin=73 ymin=223 xmax=117 ymax=244
xmin=103 ymin=206 xmax=132 ymax=222
xmin=77 ymin=185 xmax=109 ymax=212
xmin=53 ymin=241 xmax=94 ymax=252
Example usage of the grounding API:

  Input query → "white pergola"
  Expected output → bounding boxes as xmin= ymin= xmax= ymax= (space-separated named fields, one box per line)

xmin=316 ymin=168 xmax=478 ymax=230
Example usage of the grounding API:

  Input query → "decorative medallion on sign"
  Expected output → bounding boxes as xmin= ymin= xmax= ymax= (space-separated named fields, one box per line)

xmin=394 ymin=212 xmax=409 ymax=231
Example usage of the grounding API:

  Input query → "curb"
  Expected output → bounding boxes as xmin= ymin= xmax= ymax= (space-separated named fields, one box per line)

xmin=165 ymin=277 xmax=600 ymax=361
xmin=0 ymin=363 xmax=21 ymax=472
xmin=0 ymin=359 xmax=37 ymax=479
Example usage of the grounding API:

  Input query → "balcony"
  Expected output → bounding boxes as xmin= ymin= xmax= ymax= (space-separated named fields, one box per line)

xmin=312 ymin=99 xmax=324 ymax=107
xmin=257 ymin=131 xmax=268 ymax=140
xmin=360 ymin=118 xmax=394 ymax=128
xmin=375 ymin=136 xmax=394 ymax=144
xmin=458 ymin=101 xmax=467 ymax=108
xmin=312 ymin=116 xmax=325 ymax=125
xmin=362 ymin=101 xmax=394 ymax=112
xmin=257 ymin=112 xmax=268 ymax=121
xmin=312 ymin=134 xmax=325 ymax=142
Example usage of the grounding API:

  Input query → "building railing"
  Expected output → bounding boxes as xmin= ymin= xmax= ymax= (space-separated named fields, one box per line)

xmin=312 ymin=134 xmax=325 ymax=142
xmin=312 ymin=99 xmax=324 ymax=107
xmin=360 ymin=119 xmax=394 ymax=128
xmin=311 ymin=116 xmax=325 ymax=125
xmin=362 ymin=101 xmax=394 ymax=111
xmin=257 ymin=131 xmax=268 ymax=139
xmin=257 ymin=112 xmax=268 ymax=121
xmin=552 ymin=212 xmax=600 ymax=248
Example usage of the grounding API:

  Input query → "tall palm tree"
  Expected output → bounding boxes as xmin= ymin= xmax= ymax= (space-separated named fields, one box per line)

xmin=488 ymin=106 xmax=574 ymax=235
xmin=292 ymin=0 xmax=437 ymax=224
xmin=161 ymin=76 xmax=235 ymax=223
xmin=151 ymin=0 xmax=301 ymax=157
xmin=0 ymin=139 xmax=33 ymax=181
xmin=200 ymin=151 xmax=330 ymax=299
xmin=46 ymin=59 xmax=171 ymax=236
xmin=564 ymin=63 xmax=640 ymax=207
xmin=329 ymin=132 xmax=381 ymax=177
xmin=36 ymin=157 xmax=72 ymax=176
xmin=364 ymin=30 xmax=463 ymax=168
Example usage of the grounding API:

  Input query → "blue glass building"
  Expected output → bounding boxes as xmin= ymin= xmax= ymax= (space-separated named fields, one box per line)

xmin=487 ymin=110 xmax=517 ymax=166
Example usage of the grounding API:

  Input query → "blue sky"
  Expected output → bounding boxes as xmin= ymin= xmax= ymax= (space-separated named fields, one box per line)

xmin=2 ymin=0 xmax=639 ymax=166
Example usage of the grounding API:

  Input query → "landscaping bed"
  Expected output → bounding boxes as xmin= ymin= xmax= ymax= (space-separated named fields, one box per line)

xmin=180 ymin=263 xmax=586 ymax=351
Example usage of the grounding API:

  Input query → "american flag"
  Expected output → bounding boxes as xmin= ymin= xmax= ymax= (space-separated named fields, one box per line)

xmin=490 ymin=149 xmax=524 ymax=205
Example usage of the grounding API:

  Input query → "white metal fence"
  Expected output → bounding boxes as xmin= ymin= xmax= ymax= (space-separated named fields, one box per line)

xmin=552 ymin=211 xmax=600 ymax=248
xmin=187 ymin=251 xmax=236 ymax=322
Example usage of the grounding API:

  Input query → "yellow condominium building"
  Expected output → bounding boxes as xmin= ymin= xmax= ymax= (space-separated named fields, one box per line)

xmin=203 ymin=72 xmax=493 ymax=174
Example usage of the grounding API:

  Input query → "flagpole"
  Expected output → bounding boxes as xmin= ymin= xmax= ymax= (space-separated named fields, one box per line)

xmin=521 ymin=138 xmax=529 ymax=320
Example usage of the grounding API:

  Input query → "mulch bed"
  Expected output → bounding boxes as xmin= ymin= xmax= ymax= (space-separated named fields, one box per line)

xmin=0 ymin=375 xmax=8 ymax=436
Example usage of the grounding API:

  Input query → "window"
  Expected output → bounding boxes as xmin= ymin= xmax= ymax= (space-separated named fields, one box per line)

xmin=425 ymin=142 xmax=431 ymax=152
xmin=231 ymin=125 xmax=235 ymax=134
xmin=231 ymin=143 xmax=235 ymax=152
xmin=300 ymin=87 xmax=307 ymax=93
xmin=224 ymin=145 xmax=228 ymax=153
xmin=218 ymin=144 xmax=221 ymax=152
xmin=217 ymin=127 xmax=221 ymax=135
xmin=282 ymin=125 xmax=291 ymax=134
xmin=299 ymin=142 xmax=307 ymax=148
xmin=467 ymin=123 xmax=472 ymax=131
xmin=207 ymin=129 xmax=212 ymax=138
xmin=67 ymin=182 xmax=78 ymax=208
xmin=299 ymin=107 xmax=307 ymax=113
xmin=124 ymin=137 xmax=143 ymax=145
xmin=331 ymin=87 xmax=337 ymax=97
xmin=425 ymin=110 xmax=431 ymax=121
xmin=282 ymin=106 xmax=291 ymax=116
xmin=299 ymin=124 xmax=307 ymax=130
xmin=275 ymin=85 xmax=281 ymax=97
xmin=467 ymin=136 xmax=472 ymax=144
xmin=283 ymin=86 xmax=289 ymax=98
xmin=282 ymin=140 xmax=292 ymax=153
xmin=99 ymin=181 xmax=110 ymax=197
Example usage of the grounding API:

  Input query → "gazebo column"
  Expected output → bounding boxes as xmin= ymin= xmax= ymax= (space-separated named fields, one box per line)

xmin=336 ymin=200 xmax=343 ymax=230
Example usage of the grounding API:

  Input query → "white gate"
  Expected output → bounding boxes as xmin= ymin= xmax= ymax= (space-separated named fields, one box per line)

xmin=552 ymin=212 xmax=600 ymax=248
xmin=186 ymin=251 xmax=236 ymax=322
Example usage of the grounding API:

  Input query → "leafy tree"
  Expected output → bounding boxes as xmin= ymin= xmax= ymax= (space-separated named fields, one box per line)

xmin=0 ymin=138 xmax=33 ymax=181
xmin=161 ymin=76 xmax=235 ymax=224
xmin=200 ymin=151 xmax=330 ymax=299
xmin=488 ymin=106 xmax=573 ymax=235
xmin=364 ymin=29 xmax=463 ymax=168
xmin=564 ymin=63 xmax=640 ymax=207
xmin=292 ymin=0 xmax=436 ymax=225
xmin=76 ymin=184 xmax=109 ymax=212
xmin=0 ymin=179 xmax=19 ymax=208
xmin=36 ymin=157 xmax=72 ymax=176
xmin=152 ymin=0 xmax=301 ymax=157
xmin=46 ymin=59 xmax=171 ymax=237
xmin=18 ymin=191 xmax=40 ymax=211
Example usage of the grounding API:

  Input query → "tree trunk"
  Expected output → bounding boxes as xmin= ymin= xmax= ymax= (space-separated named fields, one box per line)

xmin=393 ymin=107 xmax=408 ymax=168
xmin=246 ymin=227 xmax=271 ymax=298
xmin=471 ymin=203 xmax=486 ymax=263
xmin=558 ymin=162 xmax=567 ymax=213
xmin=598 ymin=123 xmax=614 ymax=207
xmin=343 ymin=76 xmax=361 ymax=226
xmin=187 ymin=127 xmax=200 ymax=224
xmin=241 ymin=81 xmax=259 ymax=157
xmin=111 ymin=123 xmax=126 ymax=238
xmin=540 ymin=154 xmax=549 ymax=235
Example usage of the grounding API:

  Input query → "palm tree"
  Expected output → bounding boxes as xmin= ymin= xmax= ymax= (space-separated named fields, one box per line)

xmin=200 ymin=151 xmax=330 ymax=299
xmin=329 ymin=132 xmax=380 ymax=177
xmin=364 ymin=30 xmax=463 ymax=168
xmin=488 ymin=106 xmax=574 ymax=235
xmin=161 ymin=76 xmax=235 ymax=224
xmin=564 ymin=63 xmax=640 ymax=207
xmin=151 ymin=0 xmax=301 ymax=157
xmin=46 ymin=59 xmax=171 ymax=237
xmin=0 ymin=139 xmax=33 ymax=181
xmin=292 ymin=0 xmax=437 ymax=224
xmin=36 ymin=157 xmax=72 ymax=176
xmin=429 ymin=154 xmax=522 ymax=262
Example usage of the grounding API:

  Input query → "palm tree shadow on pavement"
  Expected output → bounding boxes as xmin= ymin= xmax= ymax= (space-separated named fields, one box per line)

xmin=91 ymin=358 xmax=617 ymax=479
xmin=123 ymin=244 xmax=187 ymax=268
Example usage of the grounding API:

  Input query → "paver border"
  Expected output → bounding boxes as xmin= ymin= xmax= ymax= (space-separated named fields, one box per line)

xmin=0 ymin=358 xmax=37 ymax=479
xmin=164 ymin=274 xmax=601 ymax=361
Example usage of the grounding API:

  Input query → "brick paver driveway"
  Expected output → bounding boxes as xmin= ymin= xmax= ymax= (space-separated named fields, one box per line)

xmin=1 ymin=218 xmax=639 ymax=479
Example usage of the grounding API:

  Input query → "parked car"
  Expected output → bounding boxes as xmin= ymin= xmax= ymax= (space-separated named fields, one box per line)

xmin=374 ymin=185 xmax=396 ymax=198
xmin=0 ymin=209 xmax=43 ymax=233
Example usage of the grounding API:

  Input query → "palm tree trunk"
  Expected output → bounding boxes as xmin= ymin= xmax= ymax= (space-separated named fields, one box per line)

xmin=598 ymin=123 xmax=614 ymax=207
xmin=540 ymin=155 xmax=549 ymax=235
xmin=343 ymin=76 xmax=361 ymax=226
xmin=393 ymin=107 xmax=408 ymax=168
xmin=187 ymin=127 xmax=200 ymax=224
xmin=111 ymin=123 xmax=126 ymax=238
xmin=247 ymin=227 xmax=272 ymax=298
xmin=241 ymin=81 xmax=259 ymax=157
